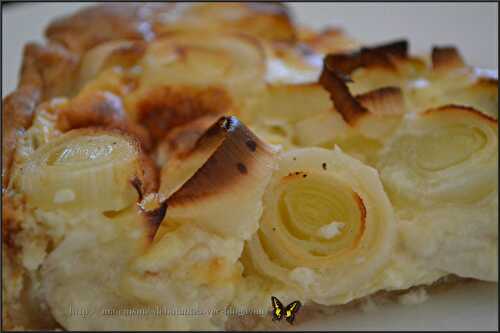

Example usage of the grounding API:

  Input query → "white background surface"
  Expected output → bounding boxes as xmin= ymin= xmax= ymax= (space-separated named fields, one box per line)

xmin=2 ymin=2 xmax=498 ymax=331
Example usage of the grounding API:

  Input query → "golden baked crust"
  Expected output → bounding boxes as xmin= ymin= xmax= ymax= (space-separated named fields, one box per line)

xmin=2 ymin=3 xmax=497 ymax=331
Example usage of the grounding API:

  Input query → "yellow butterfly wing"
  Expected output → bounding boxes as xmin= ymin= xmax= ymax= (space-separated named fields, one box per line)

xmin=285 ymin=301 xmax=302 ymax=324
xmin=271 ymin=296 xmax=284 ymax=321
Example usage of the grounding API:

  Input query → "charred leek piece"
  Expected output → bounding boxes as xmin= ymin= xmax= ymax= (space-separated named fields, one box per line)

xmin=16 ymin=128 xmax=156 ymax=212
xmin=316 ymin=67 xmax=406 ymax=162
xmin=159 ymin=116 xmax=278 ymax=240
xmin=378 ymin=105 xmax=498 ymax=281
xmin=246 ymin=147 xmax=396 ymax=304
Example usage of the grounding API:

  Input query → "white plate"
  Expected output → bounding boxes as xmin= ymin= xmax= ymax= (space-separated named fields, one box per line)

xmin=2 ymin=3 xmax=498 ymax=331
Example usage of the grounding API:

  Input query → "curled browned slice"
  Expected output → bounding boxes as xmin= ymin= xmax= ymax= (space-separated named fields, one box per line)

xmin=320 ymin=65 xmax=369 ymax=123
xmin=431 ymin=46 xmax=466 ymax=72
xmin=320 ymin=64 xmax=406 ymax=126
xmin=323 ymin=39 xmax=408 ymax=75
xmin=159 ymin=116 xmax=278 ymax=240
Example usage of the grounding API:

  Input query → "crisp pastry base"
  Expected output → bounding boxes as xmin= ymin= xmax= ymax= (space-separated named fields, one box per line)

xmin=1 ymin=268 xmax=475 ymax=331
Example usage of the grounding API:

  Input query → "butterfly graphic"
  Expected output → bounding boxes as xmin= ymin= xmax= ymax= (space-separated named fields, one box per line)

xmin=271 ymin=296 xmax=302 ymax=325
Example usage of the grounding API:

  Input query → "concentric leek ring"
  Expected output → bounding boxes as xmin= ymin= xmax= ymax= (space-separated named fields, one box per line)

xmin=378 ymin=106 xmax=498 ymax=208
xmin=16 ymin=128 xmax=145 ymax=212
xmin=245 ymin=147 xmax=396 ymax=304
xmin=139 ymin=33 xmax=266 ymax=97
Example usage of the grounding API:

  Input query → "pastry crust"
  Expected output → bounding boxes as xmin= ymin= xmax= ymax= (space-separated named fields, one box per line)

xmin=45 ymin=4 xmax=174 ymax=54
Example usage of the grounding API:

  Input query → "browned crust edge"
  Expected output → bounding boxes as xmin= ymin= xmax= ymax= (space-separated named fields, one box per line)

xmin=45 ymin=3 xmax=174 ymax=54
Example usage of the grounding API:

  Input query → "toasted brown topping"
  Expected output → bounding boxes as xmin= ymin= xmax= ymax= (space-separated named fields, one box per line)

xmin=19 ymin=43 xmax=79 ymax=100
xmin=166 ymin=116 xmax=275 ymax=205
xmin=431 ymin=46 xmax=466 ymax=72
xmin=323 ymin=40 xmax=408 ymax=75
xmin=56 ymin=91 xmax=152 ymax=150
xmin=57 ymin=91 xmax=125 ymax=129
xmin=136 ymin=86 xmax=234 ymax=143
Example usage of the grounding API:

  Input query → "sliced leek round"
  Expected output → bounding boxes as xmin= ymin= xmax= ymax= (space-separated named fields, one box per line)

xmin=378 ymin=106 xmax=498 ymax=209
xmin=377 ymin=106 xmax=498 ymax=281
xmin=15 ymin=128 xmax=155 ymax=212
xmin=245 ymin=147 xmax=396 ymax=304
xmin=78 ymin=39 xmax=142 ymax=88
xmin=245 ymin=83 xmax=332 ymax=149
xmin=136 ymin=33 xmax=266 ymax=98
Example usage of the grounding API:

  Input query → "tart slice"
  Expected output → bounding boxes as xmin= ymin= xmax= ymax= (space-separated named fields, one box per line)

xmin=2 ymin=3 xmax=497 ymax=331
